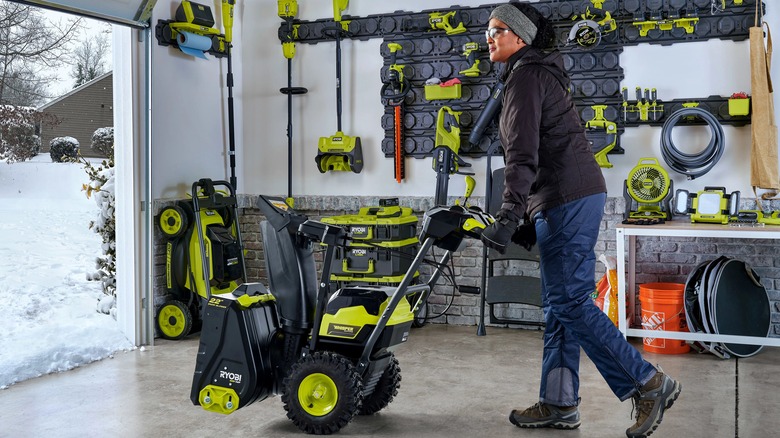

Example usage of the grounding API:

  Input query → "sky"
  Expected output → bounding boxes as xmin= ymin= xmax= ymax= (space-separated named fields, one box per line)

xmin=40 ymin=8 xmax=113 ymax=98
xmin=0 ymin=154 xmax=133 ymax=389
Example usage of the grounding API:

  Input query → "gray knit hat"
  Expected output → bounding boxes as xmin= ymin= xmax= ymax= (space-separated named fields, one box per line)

xmin=489 ymin=4 xmax=538 ymax=45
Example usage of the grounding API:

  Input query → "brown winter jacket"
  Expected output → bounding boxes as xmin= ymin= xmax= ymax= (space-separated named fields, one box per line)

xmin=498 ymin=46 xmax=606 ymax=219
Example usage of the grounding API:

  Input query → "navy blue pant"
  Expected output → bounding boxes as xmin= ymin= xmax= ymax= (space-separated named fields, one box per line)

xmin=533 ymin=193 xmax=656 ymax=405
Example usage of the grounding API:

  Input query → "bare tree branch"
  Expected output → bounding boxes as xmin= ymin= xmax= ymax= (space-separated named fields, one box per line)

xmin=0 ymin=1 xmax=82 ymax=106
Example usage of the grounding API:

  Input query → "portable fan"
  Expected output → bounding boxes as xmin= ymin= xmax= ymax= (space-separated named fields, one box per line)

xmin=623 ymin=158 xmax=674 ymax=221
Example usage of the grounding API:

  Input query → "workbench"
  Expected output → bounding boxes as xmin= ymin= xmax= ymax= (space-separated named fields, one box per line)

xmin=615 ymin=221 xmax=780 ymax=348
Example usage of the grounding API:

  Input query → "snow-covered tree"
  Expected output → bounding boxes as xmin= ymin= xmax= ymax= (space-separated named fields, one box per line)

xmin=80 ymin=154 xmax=116 ymax=315
xmin=70 ymin=32 xmax=109 ymax=89
xmin=91 ymin=126 xmax=113 ymax=157
xmin=0 ymin=1 xmax=82 ymax=106
xmin=0 ymin=104 xmax=58 ymax=163
xmin=49 ymin=136 xmax=79 ymax=162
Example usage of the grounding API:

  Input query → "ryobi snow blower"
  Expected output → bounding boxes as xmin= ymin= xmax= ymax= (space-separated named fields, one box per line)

xmin=155 ymin=179 xmax=246 ymax=340
xmin=189 ymin=193 xmax=494 ymax=434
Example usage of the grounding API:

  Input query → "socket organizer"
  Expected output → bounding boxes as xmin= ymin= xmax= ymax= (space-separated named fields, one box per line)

xmin=280 ymin=0 xmax=762 ymax=159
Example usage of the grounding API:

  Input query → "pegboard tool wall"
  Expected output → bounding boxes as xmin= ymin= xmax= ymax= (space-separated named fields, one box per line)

xmin=280 ymin=0 xmax=760 ymax=160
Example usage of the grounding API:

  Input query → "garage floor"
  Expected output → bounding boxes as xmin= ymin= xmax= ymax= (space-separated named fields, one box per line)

xmin=3 ymin=324 xmax=779 ymax=438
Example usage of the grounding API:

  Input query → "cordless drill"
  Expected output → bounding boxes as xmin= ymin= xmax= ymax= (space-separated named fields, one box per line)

xmin=459 ymin=42 xmax=487 ymax=77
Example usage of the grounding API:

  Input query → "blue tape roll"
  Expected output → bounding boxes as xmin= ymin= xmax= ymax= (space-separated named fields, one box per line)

xmin=177 ymin=31 xmax=212 ymax=59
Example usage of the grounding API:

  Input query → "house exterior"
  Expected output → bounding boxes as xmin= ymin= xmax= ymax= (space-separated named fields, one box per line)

xmin=38 ymin=72 xmax=113 ymax=158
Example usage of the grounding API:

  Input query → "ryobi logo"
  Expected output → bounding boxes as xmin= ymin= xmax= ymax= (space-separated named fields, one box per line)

xmin=219 ymin=369 xmax=243 ymax=384
xmin=351 ymin=249 xmax=368 ymax=257
xmin=327 ymin=323 xmax=360 ymax=338
xmin=351 ymin=226 xmax=368 ymax=235
xmin=205 ymin=210 xmax=216 ymax=216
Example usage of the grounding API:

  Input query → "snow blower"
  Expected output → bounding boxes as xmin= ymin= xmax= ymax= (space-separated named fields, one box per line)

xmin=315 ymin=0 xmax=363 ymax=174
xmin=189 ymin=191 xmax=494 ymax=434
xmin=155 ymin=179 xmax=246 ymax=340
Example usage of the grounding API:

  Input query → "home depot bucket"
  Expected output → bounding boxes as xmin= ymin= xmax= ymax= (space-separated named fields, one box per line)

xmin=639 ymin=283 xmax=690 ymax=354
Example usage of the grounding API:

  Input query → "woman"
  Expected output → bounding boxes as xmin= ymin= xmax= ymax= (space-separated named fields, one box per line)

xmin=479 ymin=3 xmax=681 ymax=438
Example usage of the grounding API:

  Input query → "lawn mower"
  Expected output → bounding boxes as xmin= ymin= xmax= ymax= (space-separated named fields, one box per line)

xmin=155 ymin=179 xmax=246 ymax=340
xmin=189 ymin=193 xmax=493 ymax=434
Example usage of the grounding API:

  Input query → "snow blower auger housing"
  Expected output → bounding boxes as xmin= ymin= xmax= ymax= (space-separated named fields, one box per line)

xmin=155 ymin=179 xmax=246 ymax=340
xmin=190 ymin=194 xmax=493 ymax=434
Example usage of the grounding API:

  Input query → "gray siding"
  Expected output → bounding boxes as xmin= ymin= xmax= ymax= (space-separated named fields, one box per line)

xmin=39 ymin=73 xmax=113 ymax=158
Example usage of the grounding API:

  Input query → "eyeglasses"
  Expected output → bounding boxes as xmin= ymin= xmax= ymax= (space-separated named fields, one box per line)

xmin=485 ymin=27 xmax=510 ymax=40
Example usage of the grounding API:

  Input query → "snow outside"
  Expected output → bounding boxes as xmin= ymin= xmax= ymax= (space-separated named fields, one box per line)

xmin=0 ymin=155 xmax=133 ymax=389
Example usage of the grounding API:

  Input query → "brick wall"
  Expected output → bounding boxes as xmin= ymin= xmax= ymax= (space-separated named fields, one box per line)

xmin=152 ymin=195 xmax=780 ymax=337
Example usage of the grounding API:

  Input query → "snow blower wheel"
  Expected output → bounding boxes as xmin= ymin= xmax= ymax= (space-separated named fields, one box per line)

xmin=282 ymin=351 xmax=363 ymax=435
xmin=358 ymin=354 xmax=401 ymax=415
xmin=156 ymin=299 xmax=193 ymax=340
xmin=158 ymin=205 xmax=189 ymax=239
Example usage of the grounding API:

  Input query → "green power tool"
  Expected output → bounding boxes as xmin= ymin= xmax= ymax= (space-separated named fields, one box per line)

xmin=316 ymin=0 xmax=363 ymax=173
xmin=279 ymin=0 xmax=308 ymax=206
xmin=402 ymin=10 xmax=467 ymax=35
xmin=459 ymin=42 xmax=487 ymax=77
xmin=432 ymin=106 xmax=473 ymax=205
xmin=585 ymin=105 xmax=617 ymax=168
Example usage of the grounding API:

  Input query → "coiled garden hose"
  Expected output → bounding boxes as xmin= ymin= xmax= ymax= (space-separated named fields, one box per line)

xmin=660 ymin=107 xmax=725 ymax=180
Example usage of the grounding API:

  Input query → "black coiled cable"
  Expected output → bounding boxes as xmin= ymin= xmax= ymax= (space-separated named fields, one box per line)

xmin=660 ymin=107 xmax=725 ymax=180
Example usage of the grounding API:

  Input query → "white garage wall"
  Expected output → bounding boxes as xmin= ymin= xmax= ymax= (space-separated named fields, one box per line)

xmin=151 ymin=0 xmax=244 ymax=198
xmin=151 ymin=0 xmax=780 ymax=201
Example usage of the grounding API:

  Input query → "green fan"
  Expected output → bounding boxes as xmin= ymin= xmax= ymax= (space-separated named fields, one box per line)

xmin=623 ymin=158 xmax=674 ymax=220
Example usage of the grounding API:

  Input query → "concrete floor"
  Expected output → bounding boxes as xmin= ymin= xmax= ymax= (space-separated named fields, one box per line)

xmin=2 ymin=324 xmax=779 ymax=438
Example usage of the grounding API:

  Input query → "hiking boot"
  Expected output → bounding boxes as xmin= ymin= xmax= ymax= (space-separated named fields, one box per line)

xmin=509 ymin=402 xmax=581 ymax=429
xmin=626 ymin=368 xmax=682 ymax=438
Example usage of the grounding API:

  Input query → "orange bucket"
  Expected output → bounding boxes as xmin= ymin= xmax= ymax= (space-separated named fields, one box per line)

xmin=638 ymin=283 xmax=690 ymax=354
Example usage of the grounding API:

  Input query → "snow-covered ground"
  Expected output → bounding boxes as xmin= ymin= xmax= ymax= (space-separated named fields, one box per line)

xmin=0 ymin=155 xmax=133 ymax=389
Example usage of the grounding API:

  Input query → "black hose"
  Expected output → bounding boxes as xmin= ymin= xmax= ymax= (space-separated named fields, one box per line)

xmin=660 ymin=107 xmax=725 ymax=180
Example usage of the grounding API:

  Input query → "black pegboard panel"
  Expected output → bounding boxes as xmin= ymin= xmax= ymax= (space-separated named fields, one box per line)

xmin=280 ymin=0 xmax=763 ymax=160
xmin=282 ymin=1 xmax=760 ymax=48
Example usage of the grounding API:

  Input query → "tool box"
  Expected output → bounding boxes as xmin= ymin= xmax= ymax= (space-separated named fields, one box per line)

xmin=321 ymin=200 xmax=418 ymax=243
xmin=322 ymin=198 xmax=419 ymax=283
xmin=330 ymin=237 xmax=419 ymax=278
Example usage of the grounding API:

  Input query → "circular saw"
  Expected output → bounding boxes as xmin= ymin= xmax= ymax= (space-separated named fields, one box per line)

xmin=567 ymin=10 xmax=617 ymax=50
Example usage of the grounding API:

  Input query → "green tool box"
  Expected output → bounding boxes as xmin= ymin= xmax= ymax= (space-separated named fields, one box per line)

xmin=331 ymin=237 xmax=419 ymax=278
xmin=322 ymin=198 xmax=419 ymax=283
xmin=321 ymin=201 xmax=418 ymax=243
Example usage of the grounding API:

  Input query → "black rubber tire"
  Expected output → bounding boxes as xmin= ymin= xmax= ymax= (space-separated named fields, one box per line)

xmin=358 ymin=354 xmax=401 ymax=415
xmin=176 ymin=200 xmax=195 ymax=223
xmin=155 ymin=300 xmax=192 ymax=340
xmin=282 ymin=352 xmax=363 ymax=435
xmin=189 ymin=299 xmax=203 ymax=334
xmin=158 ymin=205 xmax=188 ymax=239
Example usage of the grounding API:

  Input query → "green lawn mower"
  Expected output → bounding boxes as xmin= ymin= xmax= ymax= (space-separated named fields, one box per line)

xmin=189 ymin=194 xmax=493 ymax=434
xmin=155 ymin=179 xmax=246 ymax=340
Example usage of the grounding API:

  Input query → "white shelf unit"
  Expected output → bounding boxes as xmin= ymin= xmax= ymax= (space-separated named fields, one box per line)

xmin=615 ymin=221 xmax=780 ymax=347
